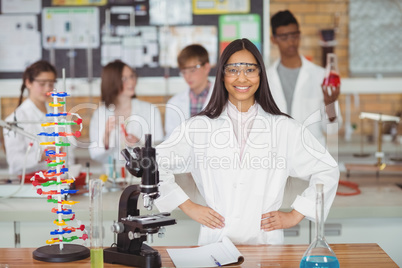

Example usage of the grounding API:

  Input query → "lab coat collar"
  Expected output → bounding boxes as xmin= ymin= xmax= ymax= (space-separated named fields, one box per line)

xmin=219 ymin=101 xmax=272 ymax=120
xmin=217 ymin=102 xmax=280 ymax=160
xmin=271 ymin=55 xmax=314 ymax=114
xmin=21 ymin=98 xmax=50 ymax=115
xmin=294 ymin=57 xmax=310 ymax=91
xmin=216 ymin=102 xmax=275 ymax=140
xmin=272 ymin=54 xmax=309 ymax=69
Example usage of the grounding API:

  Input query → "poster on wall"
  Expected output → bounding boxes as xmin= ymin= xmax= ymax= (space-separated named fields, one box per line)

xmin=101 ymin=4 xmax=156 ymax=68
xmin=108 ymin=5 xmax=149 ymax=27
xmin=51 ymin=0 xmax=107 ymax=5
xmin=1 ymin=0 xmax=41 ymax=13
xmin=159 ymin=26 xmax=218 ymax=68
xmin=219 ymin=14 xmax=261 ymax=53
xmin=0 ymin=15 xmax=41 ymax=72
xmin=149 ymin=0 xmax=192 ymax=25
xmin=102 ymin=26 xmax=159 ymax=68
xmin=42 ymin=7 xmax=99 ymax=49
xmin=193 ymin=0 xmax=250 ymax=15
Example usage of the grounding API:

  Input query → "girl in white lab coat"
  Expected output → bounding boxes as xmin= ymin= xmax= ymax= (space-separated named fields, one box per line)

xmin=155 ymin=39 xmax=339 ymax=245
xmin=4 ymin=60 xmax=74 ymax=174
xmin=89 ymin=60 xmax=163 ymax=164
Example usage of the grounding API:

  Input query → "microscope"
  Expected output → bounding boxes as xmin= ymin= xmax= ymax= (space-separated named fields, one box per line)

xmin=103 ymin=134 xmax=176 ymax=268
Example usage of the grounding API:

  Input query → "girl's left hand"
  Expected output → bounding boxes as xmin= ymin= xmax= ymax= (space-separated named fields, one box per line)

xmin=260 ymin=210 xmax=304 ymax=232
xmin=125 ymin=134 xmax=140 ymax=147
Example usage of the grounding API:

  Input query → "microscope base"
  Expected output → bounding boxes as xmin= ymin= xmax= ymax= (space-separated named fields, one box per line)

xmin=104 ymin=244 xmax=161 ymax=268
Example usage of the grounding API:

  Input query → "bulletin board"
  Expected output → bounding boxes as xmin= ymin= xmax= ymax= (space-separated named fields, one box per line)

xmin=0 ymin=0 xmax=264 ymax=79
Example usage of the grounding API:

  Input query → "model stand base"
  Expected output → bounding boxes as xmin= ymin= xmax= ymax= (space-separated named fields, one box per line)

xmin=33 ymin=244 xmax=90 ymax=262
xmin=104 ymin=244 xmax=161 ymax=268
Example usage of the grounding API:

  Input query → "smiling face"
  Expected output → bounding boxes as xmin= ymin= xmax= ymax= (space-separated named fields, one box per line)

xmin=223 ymin=49 xmax=260 ymax=112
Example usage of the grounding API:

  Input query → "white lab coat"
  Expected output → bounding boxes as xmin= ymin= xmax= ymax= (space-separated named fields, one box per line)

xmin=155 ymin=104 xmax=339 ymax=245
xmin=89 ymin=98 xmax=164 ymax=164
xmin=3 ymin=98 xmax=75 ymax=175
xmin=164 ymin=82 xmax=214 ymax=139
xmin=267 ymin=56 xmax=342 ymax=146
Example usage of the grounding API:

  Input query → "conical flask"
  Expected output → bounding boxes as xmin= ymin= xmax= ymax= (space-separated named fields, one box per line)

xmin=300 ymin=184 xmax=339 ymax=268
xmin=322 ymin=53 xmax=340 ymax=87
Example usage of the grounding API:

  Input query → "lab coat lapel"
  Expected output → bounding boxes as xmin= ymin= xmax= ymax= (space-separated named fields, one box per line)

xmin=199 ymin=109 xmax=239 ymax=211
xmin=180 ymin=89 xmax=191 ymax=119
xmin=214 ymin=107 xmax=239 ymax=152
xmin=269 ymin=59 xmax=288 ymax=113
xmin=242 ymin=106 xmax=271 ymax=161
xmin=291 ymin=56 xmax=310 ymax=119
xmin=206 ymin=107 xmax=243 ymax=187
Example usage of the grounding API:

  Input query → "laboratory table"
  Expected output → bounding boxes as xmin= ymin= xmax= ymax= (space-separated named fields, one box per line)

xmin=0 ymin=243 xmax=397 ymax=267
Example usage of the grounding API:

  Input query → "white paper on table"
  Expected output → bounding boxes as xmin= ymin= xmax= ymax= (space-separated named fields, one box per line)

xmin=167 ymin=236 xmax=244 ymax=267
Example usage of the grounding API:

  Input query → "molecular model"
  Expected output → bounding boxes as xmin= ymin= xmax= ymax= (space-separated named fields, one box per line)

xmin=31 ymin=90 xmax=90 ymax=262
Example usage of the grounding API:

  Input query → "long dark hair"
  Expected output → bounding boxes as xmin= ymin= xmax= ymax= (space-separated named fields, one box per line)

xmin=101 ymin=60 xmax=137 ymax=107
xmin=199 ymin=38 xmax=289 ymax=119
xmin=18 ymin=60 xmax=57 ymax=107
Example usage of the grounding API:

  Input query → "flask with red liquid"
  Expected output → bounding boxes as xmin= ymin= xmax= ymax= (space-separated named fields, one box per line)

xmin=322 ymin=53 xmax=340 ymax=87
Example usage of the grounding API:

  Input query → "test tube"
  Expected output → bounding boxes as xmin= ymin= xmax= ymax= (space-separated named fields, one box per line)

xmin=90 ymin=179 xmax=103 ymax=268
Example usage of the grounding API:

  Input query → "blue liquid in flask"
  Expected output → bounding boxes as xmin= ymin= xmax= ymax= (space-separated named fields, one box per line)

xmin=300 ymin=255 xmax=340 ymax=268
xmin=300 ymin=184 xmax=339 ymax=268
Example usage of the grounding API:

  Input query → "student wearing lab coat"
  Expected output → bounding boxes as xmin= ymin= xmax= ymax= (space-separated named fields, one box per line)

xmin=267 ymin=10 xmax=342 ymax=146
xmin=164 ymin=44 xmax=214 ymax=139
xmin=89 ymin=60 xmax=163 ymax=164
xmin=155 ymin=38 xmax=340 ymax=245
xmin=3 ymin=60 xmax=74 ymax=175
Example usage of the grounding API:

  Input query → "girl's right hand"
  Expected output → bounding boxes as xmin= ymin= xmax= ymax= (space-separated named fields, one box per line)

xmin=179 ymin=199 xmax=225 ymax=229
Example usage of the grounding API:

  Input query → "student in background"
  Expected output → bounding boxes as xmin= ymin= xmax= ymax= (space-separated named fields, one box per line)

xmin=155 ymin=38 xmax=339 ymax=246
xmin=89 ymin=60 xmax=163 ymax=164
xmin=3 ymin=60 xmax=74 ymax=175
xmin=164 ymin=44 xmax=214 ymax=138
xmin=267 ymin=10 xmax=342 ymax=146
